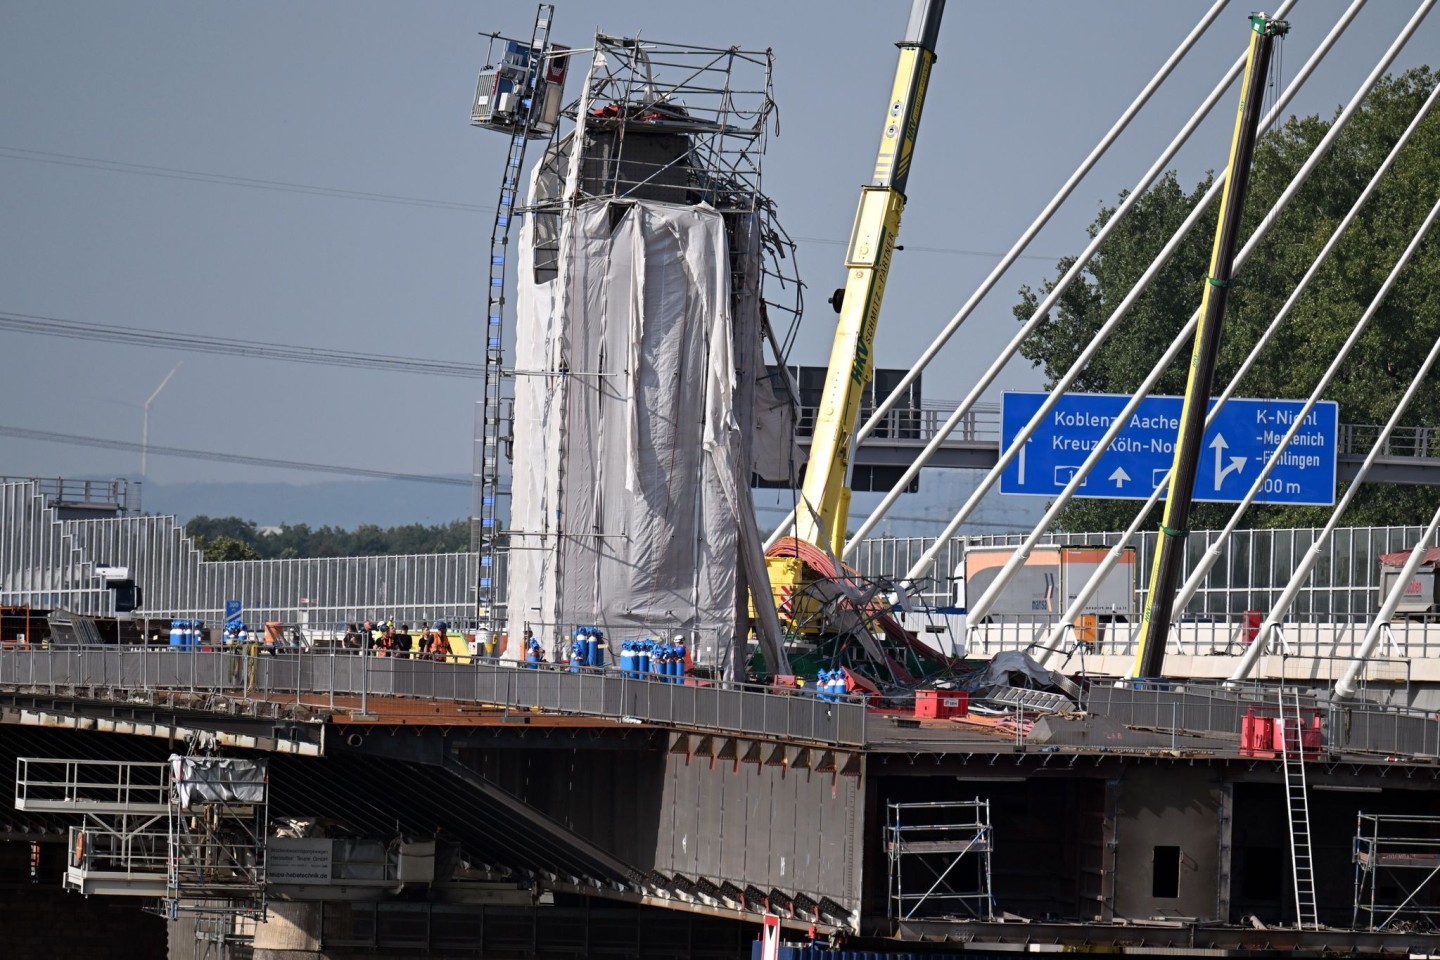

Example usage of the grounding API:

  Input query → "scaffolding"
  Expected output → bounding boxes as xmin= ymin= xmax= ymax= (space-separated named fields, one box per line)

xmin=14 ymin=754 xmax=269 ymax=920
xmin=1353 ymin=812 xmax=1440 ymax=932
xmin=886 ymin=799 xmax=995 ymax=922
xmin=536 ymin=35 xmax=776 ymax=212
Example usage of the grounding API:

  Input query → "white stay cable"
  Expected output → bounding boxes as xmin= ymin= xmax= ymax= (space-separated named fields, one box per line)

xmin=1230 ymin=332 xmax=1440 ymax=688
xmin=1174 ymin=193 xmax=1440 ymax=618
xmin=1038 ymin=74 xmax=1440 ymax=666
xmin=844 ymin=0 xmax=1346 ymax=560
xmin=1334 ymin=504 xmax=1440 ymax=699
xmin=1229 ymin=204 xmax=1440 ymax=688
xmin=760 ymin=0 xmax=1246 ymax=552
xmin=893 ymin=0 xmax=1403 ymax=587
xmin=1173 ymin=203 xmax=1440 ymax=616
xmin=959 ymin=0 xmax=1434 ymax=626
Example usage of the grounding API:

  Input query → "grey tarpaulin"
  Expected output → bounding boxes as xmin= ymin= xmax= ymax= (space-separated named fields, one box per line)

xmin=169 ymin=755 xmax=267 ymax=809
xmin=957 ymin=650 xmax=1072 ymax=698
xmin=507 ymin=179 xmax=760 ymax=668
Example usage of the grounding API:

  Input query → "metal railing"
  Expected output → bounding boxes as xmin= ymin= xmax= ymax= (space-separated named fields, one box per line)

xmin=15 ymin=756 xmax=170 ymax=813
xmin=1081 ymin=681 xmax=1440 ymax=759
xmin=7 ymin=646 xmax=1440 ymax=760
xmin=0 ymin=476 xmax=136 ymax=512
xmin=961 ymin=617 xmax=1440 ymax=666
xmin=855 ymin=524 xmax=1440 ymax=619
xmin=1340 ymin=424 xmax=1437 ymax=459
xmin=797 ymin=401 xmax=1000 ymax=446
xmin=0 ymin=646 xmax=868 ymax=747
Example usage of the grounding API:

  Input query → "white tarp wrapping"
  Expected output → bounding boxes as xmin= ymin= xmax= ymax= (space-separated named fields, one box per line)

xmin=508 ymin=191 xmax=751 ymax=665
xmin=169 ymin=755 xmax=267 ymax=809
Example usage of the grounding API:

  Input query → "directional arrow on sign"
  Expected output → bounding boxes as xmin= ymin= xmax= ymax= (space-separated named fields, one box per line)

xmin=1210 ymin=434 xmax=1247 ymax=490
xmin=1001 ymin=392 xmax=1337 ymax=505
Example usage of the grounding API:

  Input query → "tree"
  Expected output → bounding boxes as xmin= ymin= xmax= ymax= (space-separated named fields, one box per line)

xmin=193 ymin=534 xmax=260 ymax=562
xmin=183 ymin=515 xmax=472 ymax=560
xmin=1013 ymin=68 xmax=1440 ymax=532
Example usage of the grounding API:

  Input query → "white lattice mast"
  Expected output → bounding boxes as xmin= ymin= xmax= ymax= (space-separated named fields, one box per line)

xmin=469 ymin=4 xmax=563 ymax=638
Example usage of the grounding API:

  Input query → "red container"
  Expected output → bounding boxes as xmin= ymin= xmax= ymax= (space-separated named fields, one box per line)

xmin=1242 ymin=706 xmax=1324 ymax=757
xmin=916 ymin=689 xmax=970 ymax=719
xmin=1240 ymin=709 xmax=1274 ymax=755
xmin=1243 ymin=610 xmax=1262 ymax=644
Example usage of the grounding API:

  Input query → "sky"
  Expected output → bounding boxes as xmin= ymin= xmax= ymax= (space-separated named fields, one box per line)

xmin=2 ymin=1 xmax=1436 ymax=522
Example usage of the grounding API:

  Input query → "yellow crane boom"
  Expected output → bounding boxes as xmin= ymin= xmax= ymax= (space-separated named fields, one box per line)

xmin=792 ymin=0 xmax=945 ymax=555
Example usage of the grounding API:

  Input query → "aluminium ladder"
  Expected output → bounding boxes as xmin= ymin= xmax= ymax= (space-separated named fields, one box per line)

xmin=475 ymin=4 xmax=556 ymax=638
xmin=1278 ymin=685 xmax=1319 ymax=930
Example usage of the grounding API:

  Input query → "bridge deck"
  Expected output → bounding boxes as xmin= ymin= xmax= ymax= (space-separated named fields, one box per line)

xmin=2 ymin=647 xmax=1436 ymax=764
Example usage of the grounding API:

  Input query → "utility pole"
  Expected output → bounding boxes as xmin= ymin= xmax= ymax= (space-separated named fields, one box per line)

xmin=1131 ymin=13 xmax=1289 ymax=679
xmin=141 ymin=362 xmax=183 ymax=478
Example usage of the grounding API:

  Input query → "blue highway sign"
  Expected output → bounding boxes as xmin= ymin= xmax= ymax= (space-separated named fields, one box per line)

xmin=999 ymin=392 xmax=1338 ymax=505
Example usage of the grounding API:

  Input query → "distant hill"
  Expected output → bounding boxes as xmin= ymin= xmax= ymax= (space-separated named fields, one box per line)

xmin=139 ymin=477 xmax=471 ymax=528
xmin=135 ymin=469 xmax=1042 ymax=538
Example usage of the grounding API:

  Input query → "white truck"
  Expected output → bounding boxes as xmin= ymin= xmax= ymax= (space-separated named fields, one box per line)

xmin=889 ymin=544 xmax=1137 ymax=656
xmin=1378 ymin=548 xmax=1440 ymax=616
xmin=956 ymin=544 xmax=1137 ymax=624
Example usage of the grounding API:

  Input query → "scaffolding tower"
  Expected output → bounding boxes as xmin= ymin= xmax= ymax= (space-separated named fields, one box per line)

xmin=886 ymin=799 xmax=995 ymax=922
xmin=497 ymin=25 xmax=801 ymax=661
xmin=1353 ymin=812 xmax=1440 ymax=932
xmin=14 ymin=754 xmax=270 ymax=921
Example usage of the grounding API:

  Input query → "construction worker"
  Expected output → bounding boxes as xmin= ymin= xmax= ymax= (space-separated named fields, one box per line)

xmin=428 ymin=629 xmax=450 ymax=662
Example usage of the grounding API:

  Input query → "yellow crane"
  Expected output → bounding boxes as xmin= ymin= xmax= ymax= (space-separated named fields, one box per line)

xmin=1131 ymin=13 xmax=1289 ymax=679
xmin=764 ymin=0 xmax=944 ymax=664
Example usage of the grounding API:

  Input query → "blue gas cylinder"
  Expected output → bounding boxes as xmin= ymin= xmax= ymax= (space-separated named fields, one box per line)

xmin=570 ymin=636 xmax=585 ymax=672
xmin=168 ymin=620 xmax=182 ymax=649
xmin=655 ymin=643 xmax=669 ymax=680
xmin=831 ymin=669 xmax=847 ymax=700
xmin=584 ymin=629 xmax=600 ymax=668
xmin=618 ymin=640 xmax=632 ymax=676
xmin=637 ymin=640 xmax=650 ymax=676
xmin=672 ymin=641 xmax=687 ymax=681
xmin=818 ymin=668 xmax=832 ymax=701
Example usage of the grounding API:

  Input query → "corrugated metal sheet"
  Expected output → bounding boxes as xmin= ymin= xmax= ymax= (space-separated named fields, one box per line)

xmin=0 ymin=480 xmax=480 ymax=625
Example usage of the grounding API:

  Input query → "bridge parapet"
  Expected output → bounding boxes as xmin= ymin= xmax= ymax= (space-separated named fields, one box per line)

xmin=0 ymin=647 xmax=868 ymax=747
xmin=4 ymin=647 xmax=1440 ymax=762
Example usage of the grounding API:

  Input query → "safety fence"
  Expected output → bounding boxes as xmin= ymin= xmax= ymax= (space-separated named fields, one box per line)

xmin=0 ymin=647 xmax=868 ymax=748
xmin=962 ymin=618 xmax=1440 ymax=666
xmin=1082 ymin=682 xmax=1440 ymax=759
xmin=854 ymin=525 xmax=1438 ymax=620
